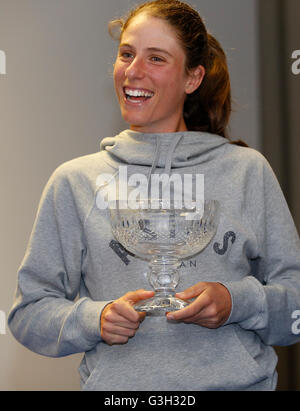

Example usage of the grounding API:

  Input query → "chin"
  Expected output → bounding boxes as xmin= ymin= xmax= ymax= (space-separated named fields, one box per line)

xmin=122 ymin=113 xmax=150 ymax=129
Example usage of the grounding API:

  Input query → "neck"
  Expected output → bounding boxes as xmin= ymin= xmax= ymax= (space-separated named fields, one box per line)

xmin=130 ymin=116 xmax=188 ymax=134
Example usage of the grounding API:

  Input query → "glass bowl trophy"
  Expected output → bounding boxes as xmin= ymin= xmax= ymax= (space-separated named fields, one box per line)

xmin=109 ymin=198 xmax=220 ymax=316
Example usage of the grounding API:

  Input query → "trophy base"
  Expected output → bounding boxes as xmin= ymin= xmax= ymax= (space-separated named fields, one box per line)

xmin=134 ymin=292 xmax=189 ymax=316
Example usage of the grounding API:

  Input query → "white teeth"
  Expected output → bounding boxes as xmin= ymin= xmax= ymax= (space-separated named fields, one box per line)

xmin=124 ymin=88 xmax=154 ymax=98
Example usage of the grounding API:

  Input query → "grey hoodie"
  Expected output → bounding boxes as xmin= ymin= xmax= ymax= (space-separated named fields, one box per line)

xmin=8 ymin=130 xmax=300 ymax=391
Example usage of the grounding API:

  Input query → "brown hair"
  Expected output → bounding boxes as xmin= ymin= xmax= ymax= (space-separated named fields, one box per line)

xmin=109 ymin=0 xmax=244 ymax=144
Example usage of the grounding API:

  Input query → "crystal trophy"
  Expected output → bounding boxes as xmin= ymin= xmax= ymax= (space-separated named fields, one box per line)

xmin=109 ymin=199 xmax=220 ymax=316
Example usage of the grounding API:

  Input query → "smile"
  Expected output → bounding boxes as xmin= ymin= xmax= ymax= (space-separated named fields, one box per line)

xmin=123 ymin=87 xmax=154 ymax=103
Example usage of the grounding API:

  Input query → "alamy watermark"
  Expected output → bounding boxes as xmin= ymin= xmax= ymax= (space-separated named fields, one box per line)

xmin=291 ymin=310 xmax=300 ymax=335
xmin=0 ymin=310 xmax=6 ymax=335
xmin=0 ymin=50 xmax=6 ymax=75
xmin=96 ymin=166 xmax=204 ymax=217
xmin=291 ymin=50 xmax=300 ymax=75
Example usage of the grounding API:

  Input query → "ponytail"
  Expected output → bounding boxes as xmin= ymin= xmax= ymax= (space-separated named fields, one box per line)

xmin=184 ymin=34 xmax=231 ymax=139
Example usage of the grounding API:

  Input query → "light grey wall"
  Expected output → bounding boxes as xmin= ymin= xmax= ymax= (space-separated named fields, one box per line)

xmin=0 ymin=0 xmax=260 ymax=390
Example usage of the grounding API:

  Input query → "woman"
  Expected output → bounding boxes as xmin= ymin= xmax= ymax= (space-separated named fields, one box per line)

xmin=8 ymin=0 xmax=300 ymax=391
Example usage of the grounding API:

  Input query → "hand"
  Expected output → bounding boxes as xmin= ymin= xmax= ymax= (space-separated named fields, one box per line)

xmin=166 ymin=282 xmax=232 ymax=329
xmin=100 ymin=289 xmax=155 ymax=345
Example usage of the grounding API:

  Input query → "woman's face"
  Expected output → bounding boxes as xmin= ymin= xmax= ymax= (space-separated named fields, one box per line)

xmin=113 ymin=13 xmax=202 ymax=134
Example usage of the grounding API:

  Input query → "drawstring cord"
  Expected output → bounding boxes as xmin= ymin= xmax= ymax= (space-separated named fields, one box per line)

xmin=147 ymin=134 xmax=184 ymax=200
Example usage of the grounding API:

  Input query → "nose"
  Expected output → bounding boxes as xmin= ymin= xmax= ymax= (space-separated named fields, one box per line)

xmin=125 ymin=56 xmax=145 ymax=80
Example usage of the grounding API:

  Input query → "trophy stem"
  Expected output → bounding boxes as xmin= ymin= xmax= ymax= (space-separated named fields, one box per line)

xmin=148 ymin=255 xmax=180 ymax=292
xmin=133 ymin=256 xmax=189 ymax=316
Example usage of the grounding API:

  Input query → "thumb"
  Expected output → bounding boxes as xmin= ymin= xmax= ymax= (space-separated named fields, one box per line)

xmin=176 ymin=282 xmax=207 ymax=299
xmin=123 ymin=289 xmax=155 ymax=305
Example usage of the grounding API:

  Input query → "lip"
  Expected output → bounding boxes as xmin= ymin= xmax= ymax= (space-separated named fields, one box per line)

xmin=123 ymin=86 xmax=155 ymax=94
xmin=122 ymin=86 xmax=155 ymax=106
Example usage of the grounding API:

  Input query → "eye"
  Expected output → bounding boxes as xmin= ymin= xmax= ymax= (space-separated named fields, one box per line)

xmin=119 ymin=51 xmax=134 ymax=60
xmin=150 ymin=56 xmax=164 ymax=63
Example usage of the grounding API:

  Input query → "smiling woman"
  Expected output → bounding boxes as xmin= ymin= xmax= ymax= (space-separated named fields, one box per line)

xmin=109 ymin=0 xmax=231 ymax=137
xmin=112 ymin=13 xmax=204 ymax=133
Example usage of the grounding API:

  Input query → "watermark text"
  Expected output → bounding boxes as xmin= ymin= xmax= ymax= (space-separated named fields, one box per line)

xmin=291 ymin=50 xmax=300 ymax=75
xmin=96 ymin=166 xmax=204 ymax=217
xmin=0 ymin=50 xmax=6 ymax=75
xmin=0 ymin=310 xmax=6 ymax=335
xmin=291 ymin=310 xmax=300 ymax=335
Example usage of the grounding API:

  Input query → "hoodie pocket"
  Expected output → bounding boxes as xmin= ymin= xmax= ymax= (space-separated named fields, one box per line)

xmin=82 ymin=321 xmax=273 ymax=391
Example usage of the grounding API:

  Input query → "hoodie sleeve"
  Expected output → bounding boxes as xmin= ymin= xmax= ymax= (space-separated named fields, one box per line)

xmin=223 ymin=154 xmax=300 ymax=347
xmin=8 ymin=166 xmax=111 ymax=357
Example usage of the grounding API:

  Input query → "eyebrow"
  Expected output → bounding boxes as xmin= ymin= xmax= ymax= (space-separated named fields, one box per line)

xmin=119 ymin=43 xmax=173 ymax=58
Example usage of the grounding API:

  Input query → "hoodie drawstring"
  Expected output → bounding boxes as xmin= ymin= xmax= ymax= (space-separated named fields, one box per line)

xmin=147 ymin=134 xmax=184 ymax=199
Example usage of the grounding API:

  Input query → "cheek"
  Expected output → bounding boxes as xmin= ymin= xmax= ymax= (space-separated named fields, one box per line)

xmin=113 ymin=63 xmax=125 ymax=88
xmin=154 ymin=69 xmax=187 ymax=97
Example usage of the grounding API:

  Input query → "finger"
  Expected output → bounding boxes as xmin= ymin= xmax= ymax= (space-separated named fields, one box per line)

xmin=167 ymin=292 xmax=210 ymax=321
xmin=137 ymin=311 xmax=147 ymax=322
xmin=102 ymin=321 xmax=138 ymax=338
xmin=102 ymin=330 xmax=131 ymax=346
xmin=113 ymin=295 xmax=152 ymax=323
xmin=175 ymin=282 xmax=207 ymax=300
xmin=177 ymin=304 xmax=228 ymax=328
xmin=105 ymin=337 xmax=128 ymax=346
xmin=111 ymin=299 xmax=141 ymax=323
xmin=104 ymin=310 xmax=141 ymax=329
xmin=119 ymin=290 xmax=154 ymax=322
xmin=176 ymin=310 xmax=212 ymax=325
xmin=123 ymin=289 xmax=155 ymax=305
xmin=184 ymin=316 xmax=225 ymax=329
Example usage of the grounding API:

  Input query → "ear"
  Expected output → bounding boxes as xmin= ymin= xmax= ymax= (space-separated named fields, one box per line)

xmin=185 ymin=65 xmax=205 ymax=94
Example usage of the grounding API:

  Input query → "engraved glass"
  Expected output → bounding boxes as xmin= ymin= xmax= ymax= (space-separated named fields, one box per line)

xmin=109 ymin=199 xmax=220 ymax=316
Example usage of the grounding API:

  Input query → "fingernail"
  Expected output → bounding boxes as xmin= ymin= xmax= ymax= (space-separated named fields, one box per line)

xmin=167 ymin=313 xmax=174 ymax=320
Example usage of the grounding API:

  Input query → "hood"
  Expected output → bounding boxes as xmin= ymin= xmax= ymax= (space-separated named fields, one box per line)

xmin=99 ymin=129 xmax=229 ymax=210
xmin=100 ymin=129 xmax=229 ymax=175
